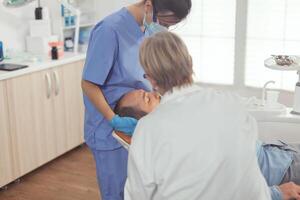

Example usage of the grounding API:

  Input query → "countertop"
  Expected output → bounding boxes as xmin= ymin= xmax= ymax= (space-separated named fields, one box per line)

xmin=0 ymin=52 xmax=86 ymax=81
xmin=254 ymin=108 xmax=300 ymax=123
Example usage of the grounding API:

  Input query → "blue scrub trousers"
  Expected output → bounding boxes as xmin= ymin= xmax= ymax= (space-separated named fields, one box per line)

xmin=92 ymin=147 xmax=128 ymax=200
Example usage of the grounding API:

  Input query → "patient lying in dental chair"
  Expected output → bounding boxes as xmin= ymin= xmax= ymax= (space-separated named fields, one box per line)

xmin=114 ymin=89 xmax=300 ymax=200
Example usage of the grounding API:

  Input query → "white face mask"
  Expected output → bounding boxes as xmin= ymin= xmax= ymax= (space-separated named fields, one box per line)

xmin=143 ymin=13 xmax=167 ymax=36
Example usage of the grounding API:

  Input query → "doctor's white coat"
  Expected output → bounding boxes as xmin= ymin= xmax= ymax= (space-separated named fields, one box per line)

xmin=125 ymin=84 xmax=271 ymax=200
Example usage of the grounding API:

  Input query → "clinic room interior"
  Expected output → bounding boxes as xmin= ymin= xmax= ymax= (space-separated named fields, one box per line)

xmin=1 ymin=0 xmax=300 ymax=200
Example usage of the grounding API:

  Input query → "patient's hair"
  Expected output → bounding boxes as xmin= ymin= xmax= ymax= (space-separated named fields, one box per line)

xmin=114 ymin=96 xmax=148 ymax=120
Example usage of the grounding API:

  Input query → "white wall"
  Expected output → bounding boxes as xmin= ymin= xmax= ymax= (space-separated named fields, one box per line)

xmin=0 ymin=0 xmax=294 ymax=106
xmin=0 ymin=1 xmax=37 ymax=51
xmin=94 ymin=0 xmax=138 ymax=21
xmin=0 ymin=0 xmax=138 ymax=52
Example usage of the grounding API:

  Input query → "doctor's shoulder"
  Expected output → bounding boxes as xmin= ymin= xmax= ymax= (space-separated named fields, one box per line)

xmin=206 ymin=88 xmax=244 ymax=104
xmin=92 ymin=20 xmax=117 ymax=38
xmin=91 ymin=8 xmax=127 ymax=39
xmin=195 ymin=88 xmax=247 ymax=114
xmin=132 ymin=108 xmax=166 ymax=138
xmin=130 ymin=113 xmax=161 ymax=148
xmin=93 ymin=8 xmax=126 ymax=34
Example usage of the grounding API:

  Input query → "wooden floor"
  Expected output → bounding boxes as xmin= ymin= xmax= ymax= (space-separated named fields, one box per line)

xmin=0 ymin=145 xmax=100 ymax=200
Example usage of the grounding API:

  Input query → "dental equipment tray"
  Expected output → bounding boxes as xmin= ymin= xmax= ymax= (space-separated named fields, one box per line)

xmin=0 ymin=63 xmax=28 ymax=71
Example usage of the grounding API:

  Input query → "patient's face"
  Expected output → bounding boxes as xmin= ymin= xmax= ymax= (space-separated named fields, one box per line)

xmin=120 ymin=90 xmax=161 ymax=113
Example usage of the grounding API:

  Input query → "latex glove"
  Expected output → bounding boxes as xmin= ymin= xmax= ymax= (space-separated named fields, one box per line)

xmin=110 ymin=115 xmax=138 ymax=135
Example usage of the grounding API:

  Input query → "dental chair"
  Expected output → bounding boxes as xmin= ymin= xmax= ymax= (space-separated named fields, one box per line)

xmin=256 ymin=112 xmax=300 ymax=144
xmin=112 ymin=131 xmax=131 ymax=150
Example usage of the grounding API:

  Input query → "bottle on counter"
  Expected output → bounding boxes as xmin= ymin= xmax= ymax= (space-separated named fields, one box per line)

xmin=51 ymin=46 xmax=58 ymax=60
xmin=49 ymin=41 xmax=64 ymax=60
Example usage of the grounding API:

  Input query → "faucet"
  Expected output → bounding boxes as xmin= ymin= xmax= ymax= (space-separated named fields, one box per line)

xmin=262 ymin=80 xmax=276 ymax=106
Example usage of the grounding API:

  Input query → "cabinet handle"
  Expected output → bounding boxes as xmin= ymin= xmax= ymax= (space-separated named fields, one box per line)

xmin=45 ymin=73 xmax=52 ymax=99
xmin=53 ymin=71 xmax=60 ymax=96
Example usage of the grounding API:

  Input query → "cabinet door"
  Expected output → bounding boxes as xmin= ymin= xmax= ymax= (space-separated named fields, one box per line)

xmin=58 ymin=61 xmax=84 ymax=150
xmin=6 ymin=70 xmax=57 ymax=176
xmin=51 ymin=68 xmax=68 ymax=156
xmin=0 ymin=81 xmax=17 ymax=187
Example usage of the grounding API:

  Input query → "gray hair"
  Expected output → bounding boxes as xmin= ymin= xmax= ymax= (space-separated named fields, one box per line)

xmin=139 ymin=32 xmax=194 ymax=93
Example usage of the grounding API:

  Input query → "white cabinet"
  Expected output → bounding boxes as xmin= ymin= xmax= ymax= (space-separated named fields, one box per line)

xmin=51 ymin=61 xmax=85 ymax=152
xmin=7 ymin=68 xmax=58 ymax=176
xmin=59 ymin=61 xmax=85 ymax=149
xmin=0 ymin=81 xmax=17 ymax=187
xmin=0 ymin=60 xmax=85 ymax=187
xmin=258 ymin=121 xmax=300 ymax=144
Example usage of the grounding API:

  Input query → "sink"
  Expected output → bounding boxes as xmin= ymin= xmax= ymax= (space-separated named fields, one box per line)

xmin=242 ymin=97 xmax=287 ymax=120
xmin=248 ymin=104 xmax=287 ymax=120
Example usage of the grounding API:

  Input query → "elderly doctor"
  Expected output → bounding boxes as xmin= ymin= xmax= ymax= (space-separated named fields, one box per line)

xmin=124 ymin=32 xmax=271 ymax=200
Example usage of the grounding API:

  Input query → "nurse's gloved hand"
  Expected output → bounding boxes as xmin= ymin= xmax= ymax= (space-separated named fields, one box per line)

xmin=109 ymin=115 xmax=138 ymax=135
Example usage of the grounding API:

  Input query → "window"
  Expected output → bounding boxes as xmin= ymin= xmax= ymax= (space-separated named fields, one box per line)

xmin=245 ymin=0 xmax=300 ymax=91
xmin=173 ymin=0 xmax=236 ymax=85
xmin=174 ymin=0 xmax=299 ymax=91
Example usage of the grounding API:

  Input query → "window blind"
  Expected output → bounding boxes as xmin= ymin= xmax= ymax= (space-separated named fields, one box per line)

xmin=173 ymin=0 xmax=236 ymax=84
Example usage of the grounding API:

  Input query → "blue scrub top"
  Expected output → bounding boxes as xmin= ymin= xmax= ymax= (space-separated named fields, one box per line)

xmin=82 ymin=8 xmax=152 ymax=150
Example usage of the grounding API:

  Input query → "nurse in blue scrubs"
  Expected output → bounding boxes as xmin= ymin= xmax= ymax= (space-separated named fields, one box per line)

xmin=81 ymin=0 xmax=191 ymax=199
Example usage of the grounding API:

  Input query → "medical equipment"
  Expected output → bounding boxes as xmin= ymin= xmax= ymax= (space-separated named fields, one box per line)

xmin=3 ymin=0 xmax=44 ymax=21
xmin=271 ymin=55 xmax=295 ymax=66
xmin=265 ymin=55 xmax=300 ymax=115
xmin=60 ymin=0 xmax=81 ymax=53
xmin=293 ymin=74 xmax=300 ymax=115
xmin=0 ymin=41 xmax=3 ymax=62
xmin=0 ymin=63 xmax=28 ymax=71
xmin=143 ymin=13 xmax=167 ymax=36
xmin=34 ymin=0 xmax=42 ymax=20
xmin=64 ymin=37 xmax=74 ymax=51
